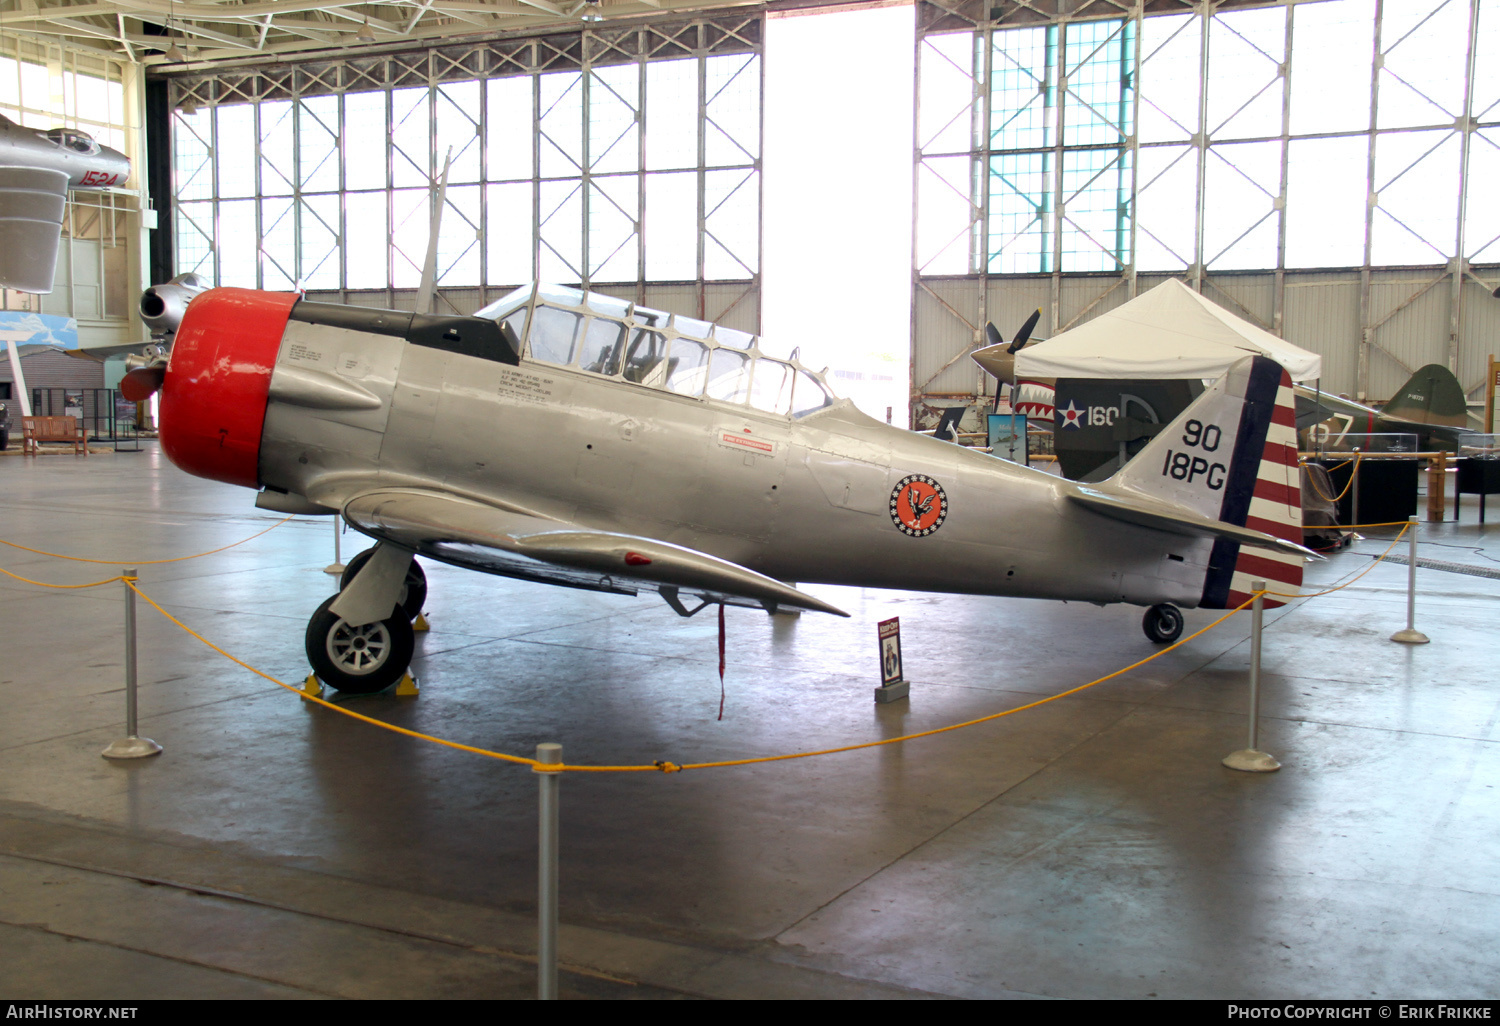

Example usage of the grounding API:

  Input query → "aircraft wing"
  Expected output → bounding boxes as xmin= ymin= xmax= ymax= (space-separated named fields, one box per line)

xmin=339 ymin=486 xmax=849 ymax=617
xmin=1067 ymin=486 xmax=1316 ymax=559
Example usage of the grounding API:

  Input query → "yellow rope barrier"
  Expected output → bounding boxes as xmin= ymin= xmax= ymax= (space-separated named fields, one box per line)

xmin=121 ymin=576 xmax=1256 ymax=775
xmin=0 ymin=567 xmax=126 ymax=589
xmin=0 ymin=514 xmax=1423 ymax=777
xmin=123 ymin=580 xmax=543 ymax=771
xmin=1305 ymin=453 xmax=1362 ymax=504
xmin=1266 ymin=522 xmax=1411 ymax=599
xmin=661 ymin=599 xmax=1259 ymax=773
xmin=0 ymin=516 xmax=295 ymax=565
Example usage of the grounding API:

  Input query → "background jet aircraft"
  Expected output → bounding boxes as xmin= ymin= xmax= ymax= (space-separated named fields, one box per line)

xmin=0 ymin=114 xmax=130 ymax=294
xmin=125 ymin=283 xmax=1309 ymax=695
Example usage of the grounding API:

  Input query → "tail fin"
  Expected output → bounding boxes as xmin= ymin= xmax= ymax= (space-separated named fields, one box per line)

xmin=1382 ymin=363 xmax=1469 ymax=431
xmin=1102 ymin=355 xmax=1304 ymax=609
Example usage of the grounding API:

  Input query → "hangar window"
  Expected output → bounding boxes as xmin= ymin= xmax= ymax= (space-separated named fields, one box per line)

xmin=913 ymin=0 xmax=1500 ymax=413
xmin=164 ymin=14 xmax=763 ymax=325
xmin=917 ymin=0 xmax=1499 ymax=278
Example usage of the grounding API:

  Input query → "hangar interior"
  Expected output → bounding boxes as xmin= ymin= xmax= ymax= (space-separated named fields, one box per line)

xmin=1 ymin=0 xmax=1498 ymax=1001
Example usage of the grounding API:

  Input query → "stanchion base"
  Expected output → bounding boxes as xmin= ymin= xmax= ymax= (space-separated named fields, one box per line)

xmin=102 ymin=736 xmax=162 ymax=760
xmin=874 ymin=681 xmax=909 ymax=704
xmin=413 ymin=612 xmax=430 ymax=633
xmin=395 ymin=673 xmax=419 ymax=696
xmin=1390 ymin=629 xmax=1430 ymax=644
xmin=1223 ymin=749 xmax=1280 ymax=773
xmin=323 ymin=563 xmax=346 ymax=575
xmin=301 ymin=673 xmax=323 ymax=698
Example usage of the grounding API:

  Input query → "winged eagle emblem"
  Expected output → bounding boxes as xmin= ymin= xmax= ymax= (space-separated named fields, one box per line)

xmin=906 ymin=485 xmax=937 ymax=522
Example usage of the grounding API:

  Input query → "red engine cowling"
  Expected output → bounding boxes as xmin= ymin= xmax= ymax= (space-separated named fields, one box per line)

xmin=158 ymin=288 xmax=298 ymax=489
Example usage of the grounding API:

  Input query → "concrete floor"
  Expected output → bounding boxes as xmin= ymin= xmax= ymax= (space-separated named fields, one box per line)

xmin=0 ymin=443 xmax=1497 ymax=999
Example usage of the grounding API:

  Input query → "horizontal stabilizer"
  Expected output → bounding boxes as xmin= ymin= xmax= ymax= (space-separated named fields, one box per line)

xmin=1068 ymin=487 xmax=1313 ymax=559
xmin=341 ymin=487 xmax=849 ymax=617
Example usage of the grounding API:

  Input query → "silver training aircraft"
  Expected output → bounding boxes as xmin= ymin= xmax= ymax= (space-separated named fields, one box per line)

xmin=123 ymin=284 xmax=1310 ymax=693
xmin=0 ymin=115 xmax=131 ymax=293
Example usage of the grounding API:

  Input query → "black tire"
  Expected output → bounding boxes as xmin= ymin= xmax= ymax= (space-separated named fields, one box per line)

xmin=340 ymin=548 xmax=427 ymax=621
xmin=0 ymin=428 xmax=8 ymax=451
xmin=305 ymin=594 xmax=415 ymax=694
xmin=1142 ymin=603 xmax=1184 ymax=644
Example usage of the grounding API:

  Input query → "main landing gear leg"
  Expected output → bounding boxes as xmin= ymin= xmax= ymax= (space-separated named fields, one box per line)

xmin=1142 ymin=603 xmax=1184 ymax=644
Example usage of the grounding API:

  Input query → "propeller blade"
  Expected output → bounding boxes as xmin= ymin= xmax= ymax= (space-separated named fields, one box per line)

xmin=120 ymin=366 xmax=165 ymax=402
xmin=984 ymin=322 xmax=1004 ymax=348
xmin=1008 ymin=308 xmax=1042 ymax=353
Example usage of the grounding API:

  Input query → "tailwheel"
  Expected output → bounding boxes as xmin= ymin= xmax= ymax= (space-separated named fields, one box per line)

xmin=340 ymin=547 xmax=428 ymax=621
xmin=1142 ymin=603 xmax=1184 ymax=644
xmin=305 ymin=594 xmax=414 ymax=694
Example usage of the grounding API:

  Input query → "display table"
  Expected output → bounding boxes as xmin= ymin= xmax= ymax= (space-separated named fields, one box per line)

xmin=1457 ymin=457 xmax=1500 ymax=524
xmin=1316 ymin=456 xmax=1418 ymax=526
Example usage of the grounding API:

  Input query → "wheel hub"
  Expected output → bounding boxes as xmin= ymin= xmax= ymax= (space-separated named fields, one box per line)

xmin=328 ymin=620 xmax=390 ymax=674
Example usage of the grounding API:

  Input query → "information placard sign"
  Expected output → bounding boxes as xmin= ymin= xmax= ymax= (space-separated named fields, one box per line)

xmin=878 ymin=617 xmax=902 ymax=686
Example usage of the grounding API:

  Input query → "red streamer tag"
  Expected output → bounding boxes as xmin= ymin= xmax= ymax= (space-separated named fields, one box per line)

xmin=717 ymin=603 xmax=726 ymax=721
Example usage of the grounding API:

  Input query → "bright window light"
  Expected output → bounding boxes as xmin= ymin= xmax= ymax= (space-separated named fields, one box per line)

xmin=763 ymin=3 xmax=914 ymax=423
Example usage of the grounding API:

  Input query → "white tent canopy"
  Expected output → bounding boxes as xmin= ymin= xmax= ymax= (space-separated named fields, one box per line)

xmin=1014 ymin=279 xmax=1322 ymax=383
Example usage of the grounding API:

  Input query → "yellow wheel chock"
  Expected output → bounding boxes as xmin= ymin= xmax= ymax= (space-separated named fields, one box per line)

xmin=413 ymin=611 xmax=430 ymax=632
xmin=300 ymin=672 xmax=418 ymax=697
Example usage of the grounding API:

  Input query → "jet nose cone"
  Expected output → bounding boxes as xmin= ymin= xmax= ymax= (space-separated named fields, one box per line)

xmin=99 ymin=145 xmax=131 ymax=183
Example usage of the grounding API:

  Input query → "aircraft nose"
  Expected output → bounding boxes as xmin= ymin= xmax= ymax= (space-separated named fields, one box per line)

xmin=157 ymin=288 xmax=299 ymax=489
xmin=99 ymin=145 xmax=131 ymax=184
xmin=970 ymin=343 xmax=1017 ymax=384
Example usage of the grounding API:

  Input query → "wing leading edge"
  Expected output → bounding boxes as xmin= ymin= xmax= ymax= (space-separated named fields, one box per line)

xmin=339 ymin=487 xmax=849 ymax=617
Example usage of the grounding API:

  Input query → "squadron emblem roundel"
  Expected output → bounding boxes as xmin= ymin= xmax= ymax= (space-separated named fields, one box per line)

xmin=890 ymin=474 xmax=948 ymax=537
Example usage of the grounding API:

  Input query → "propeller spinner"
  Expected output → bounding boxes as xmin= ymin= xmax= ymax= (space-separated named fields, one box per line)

xmin=972 ymin=309 xmax=1043 ymax=412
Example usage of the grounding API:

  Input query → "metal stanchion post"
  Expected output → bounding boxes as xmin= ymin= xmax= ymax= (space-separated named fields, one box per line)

xmin=535 ymin=742 xmax=562 ymax=1000
xmin=102 ymin=569 xmax=162 ymax=760
xmin=1391 ymin=516 xmax=1430 ymax=644
xmin=1350 ymin=449 xmax=1361 ymax=533
xmin=1224 ymin=581 xmax=1280 ymax=772
xmin=324 ymin=515 xmax=345 ymax=575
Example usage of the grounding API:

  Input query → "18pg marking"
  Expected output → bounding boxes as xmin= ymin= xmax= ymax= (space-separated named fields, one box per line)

xmin=1161 ymin=419 xmax=1227 ymax=490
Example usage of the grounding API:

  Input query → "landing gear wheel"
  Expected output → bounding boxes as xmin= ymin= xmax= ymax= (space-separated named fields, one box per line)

xmin=1142 ymin=603 xmax=1184 ymax=644
xmin=340 ymin=548 xmax=428 ymax=621
xmin=305 ymin=594 xmax=414 ymax=694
